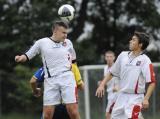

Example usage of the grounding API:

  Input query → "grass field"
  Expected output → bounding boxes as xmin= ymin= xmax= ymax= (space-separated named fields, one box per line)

xmin=0 ymin=112 xmax=40 ymax=119
xmin=1 ymin=112 xmax=160 ymax=119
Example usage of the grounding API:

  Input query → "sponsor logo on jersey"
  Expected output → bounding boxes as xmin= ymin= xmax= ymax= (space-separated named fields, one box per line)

xmin=136 ymin=61 xmax=141 ymax=66
xmin=62 ymin=41 xmax=67 ymax=46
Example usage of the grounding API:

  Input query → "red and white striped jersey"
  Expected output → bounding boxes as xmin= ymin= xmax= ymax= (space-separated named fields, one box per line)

xmin=25 ymin=37 xmax=76 ymax=78
xmin=110 ymin=51 xmax=156 ymax=94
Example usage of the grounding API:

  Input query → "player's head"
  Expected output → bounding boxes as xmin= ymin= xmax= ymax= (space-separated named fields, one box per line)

xmin=129 ymin=31 xmax=149 ymax=51
xmin=52 ymin=21 xmax=69 ymax=42
xmin=104 ymin=50 xmax=115 ymax=66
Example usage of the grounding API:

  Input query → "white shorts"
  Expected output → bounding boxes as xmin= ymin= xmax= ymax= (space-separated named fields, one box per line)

xmin=111 ymin=93 xmax=144 ymax=119
xmin=106 ymin=93 xmax=118 ymax=113
xmin=43 ymin=71 xmax=77 ymax=106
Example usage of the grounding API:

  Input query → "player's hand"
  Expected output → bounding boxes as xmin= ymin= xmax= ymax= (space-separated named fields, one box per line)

xmin=142 ymin=99 xmax=149 ymax=109
xmin=113 ymin=86 xmax=119 ymax=92
xmin=78 ymin=82 xmax=85 ymax=90
xmin=15 ymin=55 xmax=27 ymax=62
xmin=33 ymin=88 xmax=42 ymax=97
xmin=95 ymin=85 xmax=105 ymax=98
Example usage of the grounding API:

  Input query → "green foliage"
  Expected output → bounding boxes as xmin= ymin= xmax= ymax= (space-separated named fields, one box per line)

xmin=74 ymin=39 xmax=99 ymax=65
xmin=1 ymin=112 xmax=40 ymax=119
xmin=1 ymin=65 xmax=42 ymax=113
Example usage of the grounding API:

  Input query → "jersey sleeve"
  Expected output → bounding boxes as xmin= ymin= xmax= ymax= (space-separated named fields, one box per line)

xmin=110 ymin=52 xmax=122 ymax=77
xmin=33 ymin=67 xmax=44 ymax=82
xmin=141 ymin=58 xmax=156 ymax=83
xmin=71 ymin=63 xmax=83 ymax=86
xmin=103 ymin=68 xmax=106 ymax=77
xmin=68 ymin=40 xmax=76 ymax=61
xmin=104 ymin=66 xmax=109 ymax=77
xmin=25 ymin=40 xmax=41 ymax=60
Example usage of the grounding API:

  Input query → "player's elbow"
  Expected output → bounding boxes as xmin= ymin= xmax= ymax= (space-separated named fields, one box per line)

xmin=148 ymin=82 xmax=156 ymax=90
xmin=30 ymin=76 xmax=37 ymax=84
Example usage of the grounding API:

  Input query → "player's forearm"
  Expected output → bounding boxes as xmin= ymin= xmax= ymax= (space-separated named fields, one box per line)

xmin=30 ymin=77 xmax=37 ymax=91
xmin=100 ymin=73 xmax=112 ymax=87
xmin=30 ymin=83 xmax=38 ymax=92
xmin=144 ymin=82 xmax=156 ymax=100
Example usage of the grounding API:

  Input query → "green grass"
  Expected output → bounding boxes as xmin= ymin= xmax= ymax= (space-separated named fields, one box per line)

xmin=0 ymin=112 xmax=40 ymax=119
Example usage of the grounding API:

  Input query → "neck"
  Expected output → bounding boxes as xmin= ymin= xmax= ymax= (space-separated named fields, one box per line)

xmin=108 ymin=63 xmax=113 ymax=67
xmin=50 ymin=35 xmax=60 ymax=43
xmin=131 ymin=49 xmax=142 ymax=56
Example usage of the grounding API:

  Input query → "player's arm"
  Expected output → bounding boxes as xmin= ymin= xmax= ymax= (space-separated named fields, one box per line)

xmin=30 ymin=76 xmax=42 ymax=97
xmin=143 ymin=82 xmax=155 ymax=109
xmin=78 ymin=81 xmax=84 ymax=90
xmin=69 ymin=39 xmax=84 ymax=90
xmin=71 ymin=63 xmax=84 ymax=90
xmin=96 ymin=53 xmax=122 ymax=98
xmin=142 ymin=63 xmax=156 ymax=109
xmin=30 ymin=68 xmax=44 ymax=97
xmin=15 ymin=54 xmax=28 ymax=63
xmin=113 ymin=78 xmax=120 ymax=92
xmin=30 ymin=76 xmax=41 ymax=97
xmin=95 ymin=72 xmax=113 ymax=98
xmin=15 ymin=40 xmax=40 ymax=63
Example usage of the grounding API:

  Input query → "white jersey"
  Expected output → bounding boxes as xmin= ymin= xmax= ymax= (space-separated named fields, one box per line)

xmin=104 ymin=65 xmax=119 ymax=100
xmin=25 ymin=37 xmax=76 ymax=78
xmin=110 ymin=51 xmax=156 ymax=94
xmin=104 ymin=65 xmax=119 ymax=93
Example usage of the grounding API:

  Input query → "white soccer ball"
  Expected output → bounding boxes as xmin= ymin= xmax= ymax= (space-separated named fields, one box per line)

xmin=58 ymin=4 xmax=75 ymax=22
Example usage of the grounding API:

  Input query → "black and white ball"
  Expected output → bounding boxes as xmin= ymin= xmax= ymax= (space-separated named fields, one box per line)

xmin=58 ymin=4 xmax=75 ymax=22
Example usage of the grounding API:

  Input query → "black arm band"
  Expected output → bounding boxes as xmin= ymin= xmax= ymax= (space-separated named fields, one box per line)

xmin=23 ymin=54 xmax=29 ymax=61
xmin=72 ymin=59 xmax=77 ymax=63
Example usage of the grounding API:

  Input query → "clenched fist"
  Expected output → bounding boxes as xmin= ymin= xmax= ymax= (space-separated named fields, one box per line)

xmin=15 ymin=55 xmax=27 ymax=62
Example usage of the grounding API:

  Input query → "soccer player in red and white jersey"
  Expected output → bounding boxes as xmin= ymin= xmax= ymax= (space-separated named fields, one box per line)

xmin=96 ymin=31 xmax=156 ymax=119
xmin=99 ymin=51 xmax=119 ymax=119
xmin=15 ymin=21 xmax=81 ymax=119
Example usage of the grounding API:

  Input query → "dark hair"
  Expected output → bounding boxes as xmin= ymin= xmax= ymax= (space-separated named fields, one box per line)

xmin=134 ymin=31 xmax=149 ymax=50
xmin=52 ymin=21 xmax=69 ymax=31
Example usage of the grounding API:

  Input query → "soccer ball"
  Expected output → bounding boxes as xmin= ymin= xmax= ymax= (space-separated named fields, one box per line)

xmin=58 ymin=4 xmax=75 ymax=22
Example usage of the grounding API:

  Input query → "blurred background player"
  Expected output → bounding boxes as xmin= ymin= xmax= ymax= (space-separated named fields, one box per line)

xmin=98 ymin=51 xmax=119 ymax=119
xmin=103 ymin=51 xmax=119 ymax=119
xmin=96 ymin=31 xmax=156 ymax=119
xmin=30 ymin=64 xmax=84 ymax=119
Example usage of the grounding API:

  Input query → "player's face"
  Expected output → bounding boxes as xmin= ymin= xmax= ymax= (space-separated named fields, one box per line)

xmin=105 ymin=53 xmax=115 ymax=65
xmin=129 ymin=35 xmax=142 ymax=51
xmin=54 ymin=26 xmax=68 ymax=42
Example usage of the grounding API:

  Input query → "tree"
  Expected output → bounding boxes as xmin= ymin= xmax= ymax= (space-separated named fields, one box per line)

xmin=72 ymin=0 xmax=160 ymax=64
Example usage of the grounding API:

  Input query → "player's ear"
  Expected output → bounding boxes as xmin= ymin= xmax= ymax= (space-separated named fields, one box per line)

xmin=139 ymin=43 xmax=143 ymax=49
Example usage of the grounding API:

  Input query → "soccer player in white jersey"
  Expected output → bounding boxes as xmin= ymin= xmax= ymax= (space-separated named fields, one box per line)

xmin=103 ymin=51 xmax=119 ymax=119
xmin=15 ymin=21 xmax=81 ymax=119
xmin=96 ymin=31 xmax=156 ymax=119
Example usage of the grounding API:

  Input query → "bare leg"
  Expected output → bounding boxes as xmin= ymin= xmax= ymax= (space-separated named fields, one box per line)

xmin=66 ymin=103 xmax=81 ymax=119
xmin=106 ymin=112 xmax=111 ymax=119
xmin=43 ymin=105 xmax=55 ymax=119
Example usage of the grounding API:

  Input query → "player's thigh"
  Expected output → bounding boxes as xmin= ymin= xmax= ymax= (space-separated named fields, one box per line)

xmin=43 ymin=105 xmax=55 ymax=117
xmin=61 ymin=73 xmax=77 ymax=104
xmin=43 ymin=80 xmax=61 ymax=105
xmin=66 ymin=103 xmax=79 ymax=113
xmin=111 ymin=93 xmax=128 ymax=119
xmin=106 ymin=99 xmax=115 ymax=113
xmin=125 ymin=94 xmax=144 ymax=119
